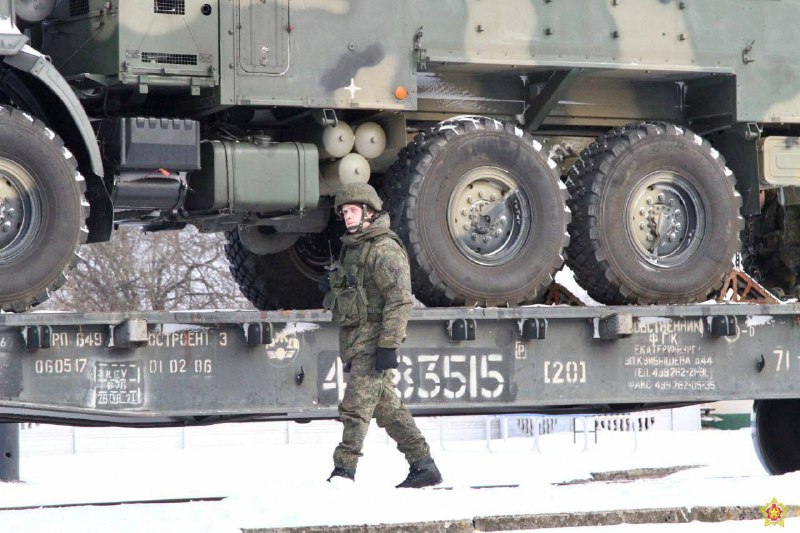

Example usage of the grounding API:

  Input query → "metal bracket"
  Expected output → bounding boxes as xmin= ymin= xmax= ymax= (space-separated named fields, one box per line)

xmin=447 ymin=319 xmax=476 ymax=341
xmin=109 ymin=318 xmax=149 ymax=349
xmin=246 ymin=322 xmax=273 ymax=345
xmin=314 ymin=109 xmax=338 ymax=127
xmin=525 ymin=69 xmax=578 ymax=130
xmin=742 ymin=40 xmax=755 ymax=64
xmin=21 ymin=326 xmax=52 ymax=350
xmin=413 ymin=26 xmax=428 ymax=71
xmin=743 ymin=122 xmax=762 ymax=141
xmin=593 ymin=314 xmax=634 ymax=340
xmin=706 ymin=315 xmax=738 ymax=337
xmin=518 ymin=318 xmax=547 ymax=340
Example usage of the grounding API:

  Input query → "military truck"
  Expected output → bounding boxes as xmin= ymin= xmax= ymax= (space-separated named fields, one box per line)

xmin=2 ymin=0 xmax=799 ymax=312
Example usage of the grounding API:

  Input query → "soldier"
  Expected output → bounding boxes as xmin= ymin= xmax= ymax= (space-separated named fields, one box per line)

xmin=321 ymin=182 xmax=442 ymax=488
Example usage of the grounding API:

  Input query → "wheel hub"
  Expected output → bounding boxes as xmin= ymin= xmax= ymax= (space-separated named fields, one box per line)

xmin=0 ymin=175 xmax=25 ymax=251
xmin=448 ymin=167 xmax=529 ymax=265
xmin=626 ymin=171 xmax=704 ymax=267
xmin=0 ymin=159 xmax=41 ymax=263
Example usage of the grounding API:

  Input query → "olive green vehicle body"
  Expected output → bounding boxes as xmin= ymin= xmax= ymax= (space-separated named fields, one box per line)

xmin=29 ymin=0 xmax=800 ymax=124
xmin=0 ymin=0 xmax=797 ymax=221
xmin=2 ymin=0 xmax=800 ymax=310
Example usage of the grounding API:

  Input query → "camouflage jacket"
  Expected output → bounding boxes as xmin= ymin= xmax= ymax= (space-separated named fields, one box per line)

xmin=333 ymin=212 xmax=412 ymax=361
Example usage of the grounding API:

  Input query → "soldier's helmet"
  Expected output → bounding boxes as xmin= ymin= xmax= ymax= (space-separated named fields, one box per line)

xmin=334 ymin=182 xmax=383 ymax=213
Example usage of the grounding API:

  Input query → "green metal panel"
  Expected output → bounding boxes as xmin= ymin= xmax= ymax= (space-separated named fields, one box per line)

xmin=187 ymin=139 xmax=319 ymax=213
xmin=231 ymin=0 xmax=416 ymax=111
xmin=227 ymin=140 xmax=319 ymax=212
xmin=42 ymin=0 xmax=219 ymax=90
xmin=1 ymin=304 xmax=800 ymax=425
xmin=237 ymin=0 xmax=289 ymax=75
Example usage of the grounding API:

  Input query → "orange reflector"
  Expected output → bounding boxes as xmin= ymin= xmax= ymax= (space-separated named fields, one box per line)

xmin=158 ymin=168 xmax=170 ymax=176
xmin=394 ymin=86 xmax=408 ymax=100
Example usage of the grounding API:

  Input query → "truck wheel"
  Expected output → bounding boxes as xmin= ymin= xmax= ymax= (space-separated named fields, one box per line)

xmin=225 ymin=229 xmax=335 ymax=310
xmin=752 ymin=399 xmax=800 ymax=475
xmin=388 ymin=117 xmax=568 ymax=306
xmin=566 ymin=123 xmax=743 ymax=304
xmin=0 ymin=107 xmax=88 ymax=312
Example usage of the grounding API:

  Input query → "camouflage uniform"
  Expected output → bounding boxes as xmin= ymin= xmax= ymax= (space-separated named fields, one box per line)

xmin=327 ymin=210 xmax=431 ymax=472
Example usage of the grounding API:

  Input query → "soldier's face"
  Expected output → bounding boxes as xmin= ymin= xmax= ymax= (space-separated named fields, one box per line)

xmin=341 ymin=204 xmax=372 ymax=232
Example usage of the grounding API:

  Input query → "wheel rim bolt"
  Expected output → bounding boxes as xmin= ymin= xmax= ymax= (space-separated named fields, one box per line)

xmin=484 ymin=236 xmax=490 ymax=243
xmin=675 ymin=223 xmax=682 ymax=230
xmin=471 ymin=233 xmax=477 ymax=241
xmin=675 ymin=209 xmax=681 ymax=216
xmin=494 ymin=229 xmax=502 ymax=237
xmin=478 ymin=191 xmax=485 ymax=199
xmin=461 ymin=209 xmax=468 ymax=216
xmin=646 ymin=235 xmax=654 ymax=242
xmin=6 ymin=208 xmax=13 ymax=217
xmin=1 ymin=221 xmax=10 ymax=233
xmin=463 ymin=224 xmax=470 ymax=231
xmin=668 ymin=199 xmax=674 ymax=206
xmin=639 ymin=223 xmax=646 ymax=230
xmin=657 ymin=193 xmax=665 ymax=201
xmin=499 ymin=216 xmax=507 ymax=226
xmin=467 ymin=196 xmax=473 ymax=203
xmin=490 ymin=193 xmax=497 ymax=201
xmin=639 ymin=208 xmax=646 ymax=215
xmin=669 ymin=234 xmax=676 ymax=242
xmin=647 ymin=198 xmax=653 ymax=205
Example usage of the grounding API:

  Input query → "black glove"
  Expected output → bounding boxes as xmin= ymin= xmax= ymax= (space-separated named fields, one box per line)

xmin=375 ymin=347 xmax=399 ymax=371
xmin=318 ymin=271 xmax=331 ymax=293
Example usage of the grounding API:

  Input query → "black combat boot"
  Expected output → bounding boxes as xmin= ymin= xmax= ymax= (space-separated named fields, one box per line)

xmin=327 ymin=466 xmax=355 ymax=482
xmin=396 ymin=456 xmax=442 ymax=488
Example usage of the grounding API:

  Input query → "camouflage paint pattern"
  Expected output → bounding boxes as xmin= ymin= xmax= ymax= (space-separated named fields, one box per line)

xmin=33 ymin=0 xmax=800 ymax=124
xmin=329 ymin=212 xmax=427 ymax=471
xmin=26 ymin=0 xmax=800 ymax=188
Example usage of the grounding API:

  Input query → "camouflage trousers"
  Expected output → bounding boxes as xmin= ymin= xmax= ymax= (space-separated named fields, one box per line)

xmin=333 ymin=350 xmax=430 ymax=472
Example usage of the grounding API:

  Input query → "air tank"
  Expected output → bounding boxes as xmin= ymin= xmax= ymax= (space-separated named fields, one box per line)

xmin=15 ymin=0 xmax=56 ymax=23
xmin=319 ymin=153 xmax=371 ymax=195
xmin=318 ymin=122 xmax=355 ymax=159
xmin=353 ymin=122 xmax=387 ymax=160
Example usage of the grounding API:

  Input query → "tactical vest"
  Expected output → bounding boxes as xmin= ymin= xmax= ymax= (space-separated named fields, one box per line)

xmin=324 ymin=228 xmax=406 ymax=327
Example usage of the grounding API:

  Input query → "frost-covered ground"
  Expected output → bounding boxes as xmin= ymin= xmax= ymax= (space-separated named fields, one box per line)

xmin=0 ymin=412 xmax=798 ymax=532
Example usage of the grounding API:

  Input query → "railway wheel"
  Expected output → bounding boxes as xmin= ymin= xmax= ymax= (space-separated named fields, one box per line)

xmin=566 ymin=123 xmax=743 ymax=304
xmin=225 ymin=224 xmax=341 ymax=310
xmin=387 ymin=116 xmax=568 ymax=307
xmin=752 ymin=399 xmax=800 ymax=474
xmin=0 ymin=106 xmax=89 ymax=312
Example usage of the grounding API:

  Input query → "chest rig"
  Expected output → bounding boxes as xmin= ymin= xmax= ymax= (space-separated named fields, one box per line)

xmin=324 ymin=227 xmax=405 ymax=327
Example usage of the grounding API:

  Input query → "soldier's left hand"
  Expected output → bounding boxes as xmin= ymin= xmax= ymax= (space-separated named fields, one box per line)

xmin=318 ymin=271 xmax=331 ymax=293
xmin=375 ymin=347 xmax=399 ymax=370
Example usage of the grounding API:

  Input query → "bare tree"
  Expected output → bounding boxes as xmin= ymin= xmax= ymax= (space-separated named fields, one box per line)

xmin=44 ymin=227 xmax=253 ymax=312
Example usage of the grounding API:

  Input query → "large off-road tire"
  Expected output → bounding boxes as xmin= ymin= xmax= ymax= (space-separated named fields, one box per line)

xmin=387 ymin=117 xmax=569 ymax=307
xmin=752 ymin=399 xmax=800 ymax=475
xmin=0 ymin=106 xmax=89 ymax=312
xmin=225 ymin=227 xmax=340 ymax=310
xmin=566 ymin=123 xmax=743 ymax=304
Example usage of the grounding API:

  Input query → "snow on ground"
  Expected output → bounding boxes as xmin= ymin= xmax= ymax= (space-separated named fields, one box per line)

xmin=0 ymin=417 xmax=798 ymax=532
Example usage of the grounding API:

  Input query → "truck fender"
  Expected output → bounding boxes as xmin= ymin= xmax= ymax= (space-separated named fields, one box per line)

xmin=3 ymin=45 xmax=103 ymax=177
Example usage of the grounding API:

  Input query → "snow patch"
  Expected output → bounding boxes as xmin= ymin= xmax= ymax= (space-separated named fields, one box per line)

xmin=637 ymin=317 xmax=672 ymax=326
xmin=554 ymin=266 xmax=603 ymax=306
xmin=745 ymin=315 xmax=774 ymax=328
xmin=156 ymin=323 xmax=212 ymax=334
xmin=275 ymin=322 xmax=320 ymax=336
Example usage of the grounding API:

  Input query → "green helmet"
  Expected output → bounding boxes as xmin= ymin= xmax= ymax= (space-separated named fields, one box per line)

xmin=334 ymin=182 xmax=383 ymax=212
